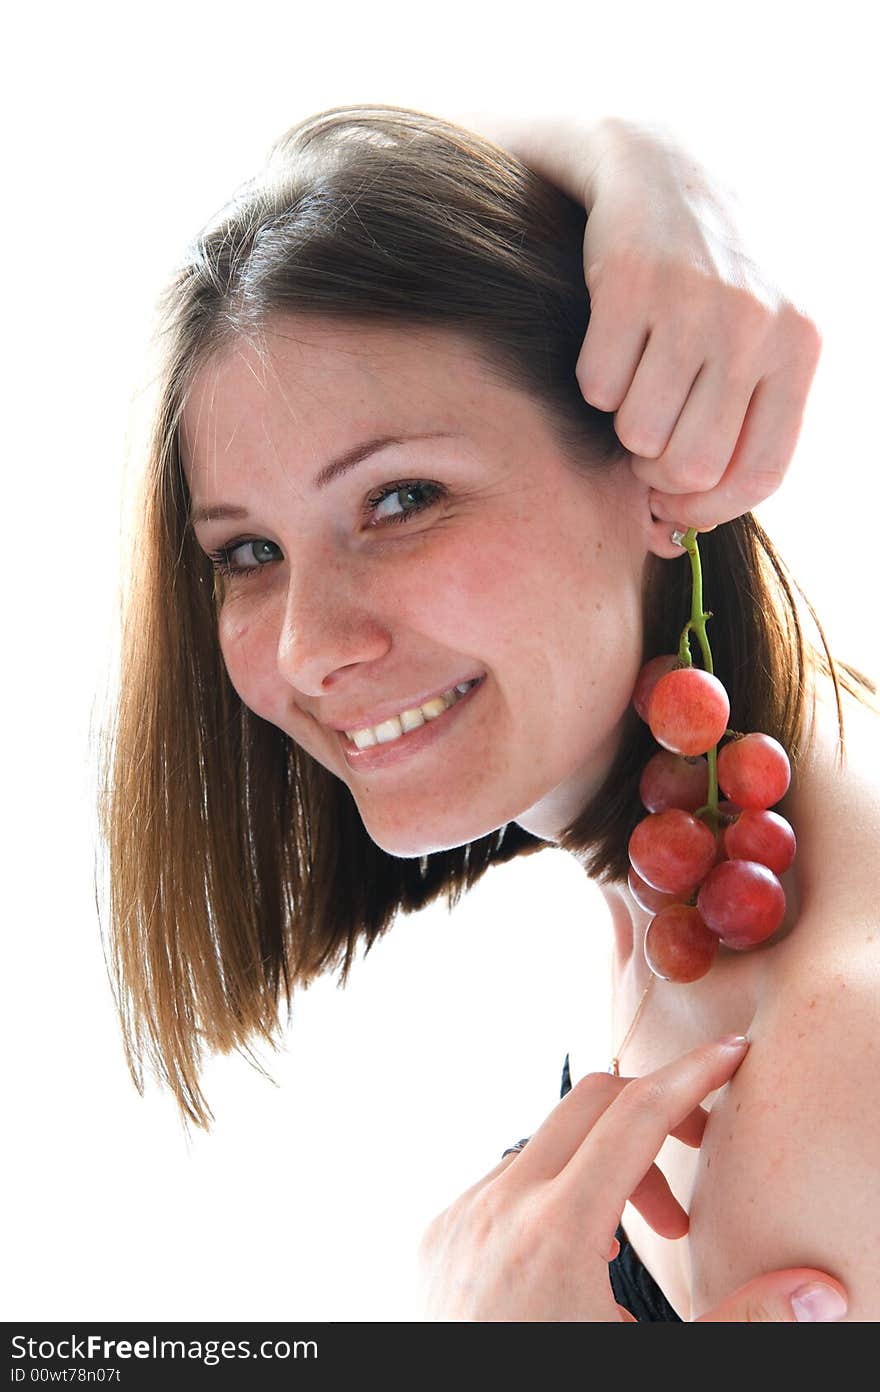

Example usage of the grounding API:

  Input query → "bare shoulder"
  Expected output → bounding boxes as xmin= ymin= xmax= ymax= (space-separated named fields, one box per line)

xmin=687 ymin=927 xmax=880 ymax=1320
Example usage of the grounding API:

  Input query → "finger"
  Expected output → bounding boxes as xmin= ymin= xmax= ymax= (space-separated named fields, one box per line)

xmin=626 ymin=1161 xmax=689 ymax=1239
xmin=666 ymin=1100 xmax=710 ymax=1149
xmin=500 ymin=1079 xmax=709 ymax=1192
xmin=466 ymin=1136 xmax=536 ymax=1196
xmin=575 ymin=271 xmax=652 ymax=413
xmin=485 ymin=1151 xmax=526 ymax=1183
xmin=629 ymin=358 xmax=755 ymax=497
xmin=502 ymin=1071 xmax=627 ymax=1187
xmin=612 ymin=327 xmax=705 ymax=461
xmin=694 ymin=1269 xmax=848 ymax=1323
xmin=649 ymin=339 xmax=820 ymax=528
xmin=561 ymin=1036 xmax=751 ymax=1232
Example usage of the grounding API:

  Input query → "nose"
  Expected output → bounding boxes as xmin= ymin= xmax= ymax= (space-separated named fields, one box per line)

xmin=275 ymin=550 xmax=392 ymax=697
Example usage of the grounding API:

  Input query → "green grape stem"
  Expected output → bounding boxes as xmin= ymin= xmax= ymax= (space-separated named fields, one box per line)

xmin=679 ymin=528 xmax=721 ymax=830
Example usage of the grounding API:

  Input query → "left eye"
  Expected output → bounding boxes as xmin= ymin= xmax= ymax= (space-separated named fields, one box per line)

xmin=367 ymin=480 xmax=445 ymax=525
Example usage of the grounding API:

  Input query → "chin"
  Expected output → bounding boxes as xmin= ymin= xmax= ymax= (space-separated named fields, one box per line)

xmin=357 ymin=809 xmax=506 ymax=860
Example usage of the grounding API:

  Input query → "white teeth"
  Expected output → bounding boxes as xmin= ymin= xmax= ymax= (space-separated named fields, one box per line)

xmin=399 ymin=707 xmax=426 ymax=732
xmin=344 ymin=679 xmax=478 ymax=748
xmin=350 ymin=728 xmax=378 ymax=750
xmin=374 ymin=717 xmax=404 ymax=744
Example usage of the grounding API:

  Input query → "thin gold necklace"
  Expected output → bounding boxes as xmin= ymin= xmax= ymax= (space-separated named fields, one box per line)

xmin=609 ymin=974 xmax=656 ymax=1077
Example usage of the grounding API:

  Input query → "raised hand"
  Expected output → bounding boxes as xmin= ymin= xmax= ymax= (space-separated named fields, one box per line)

xmin=576 ymin=120 xmax=822 ymax=530
xmin=456 ymin=112 xmax=822 ymax=532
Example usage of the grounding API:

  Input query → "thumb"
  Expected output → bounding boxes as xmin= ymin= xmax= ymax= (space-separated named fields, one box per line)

xmin=693 ymin=1269 xmax=848 ymax=1322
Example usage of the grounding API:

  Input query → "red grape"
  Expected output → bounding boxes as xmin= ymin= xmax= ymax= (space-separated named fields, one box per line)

xmin=716 ymin=732 xmax=791 ymax=810
xmin=697 ymin=860 xmax=786 ymax=946
xmin=632 ymin=654 xmax=681 ymax=721
xmin=628 ymin=809 xmax=718 ymax=895
xmin=644 ymin=905 xmax=720 ymax=982
xmin=648 ymin=668 xmax=731 ymax=756
xmin=639 ymin=751 xmax=709 ymax=813
xmin=723 ymin=809 xmax=797 ymax=875
xmin=627 ymin=866 xmax=682 ymax=914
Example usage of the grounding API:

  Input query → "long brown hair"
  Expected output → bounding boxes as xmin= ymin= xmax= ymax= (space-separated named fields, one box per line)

xmin=95 ymin=103 xmax=877 ymax=1131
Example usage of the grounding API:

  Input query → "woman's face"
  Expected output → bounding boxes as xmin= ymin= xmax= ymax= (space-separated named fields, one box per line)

xmin=182 ymin=318 xmax=677 ymax=856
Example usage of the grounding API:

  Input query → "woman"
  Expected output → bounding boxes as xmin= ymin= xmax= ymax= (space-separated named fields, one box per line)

xmin=97 ymin=104 xmax=874 ymax=1321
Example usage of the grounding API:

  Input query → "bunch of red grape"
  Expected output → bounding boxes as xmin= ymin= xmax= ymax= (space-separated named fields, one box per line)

xmin=628 ymin=653 xmax=796 ymax=982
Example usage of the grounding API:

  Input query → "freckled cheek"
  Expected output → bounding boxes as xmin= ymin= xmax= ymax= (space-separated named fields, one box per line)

xmin=409 ymin=544 xmax=520 ymax=654
xmin=218 ymin=604 xmax=287 ymax=721
xmin=459 ymin=534 xmax=606 ymax=655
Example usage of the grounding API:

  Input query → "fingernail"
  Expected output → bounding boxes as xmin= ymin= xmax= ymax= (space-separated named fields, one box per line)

xmin=790 ymin=1282 xmax=848 ymax=1322
xmin=717 ymin=1034 xmax=750 ymax=1050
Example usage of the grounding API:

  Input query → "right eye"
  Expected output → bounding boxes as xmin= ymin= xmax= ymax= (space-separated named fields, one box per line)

xmin=208 ymin=539 xmax=283 ymax=579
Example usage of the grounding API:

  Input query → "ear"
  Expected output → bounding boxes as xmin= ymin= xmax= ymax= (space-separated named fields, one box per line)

xmin=646 ymin=506 xmax=693 ymax=560
xmin=614 ymin=453 xmax=713 ymax=560
xmin=646 ymin=506 xmax=717 ymax=560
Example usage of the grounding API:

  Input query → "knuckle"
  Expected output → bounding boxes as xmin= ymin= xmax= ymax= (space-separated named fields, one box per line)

xmin=742 ymin=1298 xmax=778 ymax=1323
xmin=710 ymin=281 xmax=780 ymax=344
xmin=576 ymin=359 xmax=624 ymax=413
xmin=466 ymin=1187 xmax=506 ymax=1244
xmin=572 ymin=1069 xmax=618 ymax=1098
xmin=750 ymin=463 xmax=785 ymax=498
xmin=720 ymin=311 xmax=774 ymax=371
xmin=788 ymin=308 xmax=824 ymax=368
xmin=781 ymin=298 xmax=823 ymax=345
xmin=462 ymin=1210 xmax=494 ymax=1255
xmin=468 ymin=1186 xmax=551 ymax=1266
xmin=733 ymin=286 xmax=777 ymax=331
xmin=589 ymin=385 xmax=624 ymax=414
xmin=675 ymin=263 xmax=770 ymax=329
xmin=418 ymin=1191 xmax=498 ymax=1268
xmin=508 ymin=1196 xmax=550 ymax=1260
xmin=627 ymin=1072 xmax=674 ymax=1113
xmin=615 ymin=415 xmax=667 ymax=459
xmin=725 ymin=331 xmax=769 ymax=380
xmin=762 ymin=301 xmax=823 ymax=375
xmin=662 ymin=453 xmax=725 ymax=492
xmin=805 ymin=317 xmax=823 ymax=355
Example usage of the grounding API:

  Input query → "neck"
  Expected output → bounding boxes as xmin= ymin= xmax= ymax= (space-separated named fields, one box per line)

xmin=596 ymin=878 xmax=654 ymax=976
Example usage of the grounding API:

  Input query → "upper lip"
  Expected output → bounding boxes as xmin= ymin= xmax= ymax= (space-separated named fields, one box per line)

xmin=320 ymin=673 xmax=484 ymax=732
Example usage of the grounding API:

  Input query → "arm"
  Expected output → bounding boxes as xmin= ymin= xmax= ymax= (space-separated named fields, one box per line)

xmin=449 ymin=108 xmax=615 ymax=207
xmin=688 ymin=942 xmax=880 ymax=1321
xmin=450 ymin=109 xmax=740 ymax=214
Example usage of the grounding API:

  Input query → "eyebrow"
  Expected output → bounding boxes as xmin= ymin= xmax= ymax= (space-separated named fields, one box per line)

xmin=188 ymin=431 xmax=461 ymax=527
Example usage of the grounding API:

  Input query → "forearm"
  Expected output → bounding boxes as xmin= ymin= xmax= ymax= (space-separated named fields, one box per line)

xmin=449 ymin=109 xmax=615 ymax=208
xmin=451 ymin=109 xmax=742 ymax=224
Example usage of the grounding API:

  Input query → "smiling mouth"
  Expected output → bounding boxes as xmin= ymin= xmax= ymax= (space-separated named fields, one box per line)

xmin=342 ymin=677 xmax=484 ymax=749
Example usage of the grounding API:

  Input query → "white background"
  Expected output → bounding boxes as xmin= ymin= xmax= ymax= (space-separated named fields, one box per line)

xmin=4 ymin=0 xmax=878 ymax=1322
